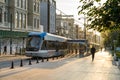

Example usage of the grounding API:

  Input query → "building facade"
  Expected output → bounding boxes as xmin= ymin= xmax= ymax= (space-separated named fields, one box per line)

xmin=0 ymin=0 xmax=41 ymax=55
xmin=40 ymin=0 xmax=56 ymax=33
xmin=28 ymin=0 xmax=41 ymax=32
xmin=56 ymin=14 xmax=75 ymax=39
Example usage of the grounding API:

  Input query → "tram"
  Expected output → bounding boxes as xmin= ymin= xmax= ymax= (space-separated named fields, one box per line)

xmin=25 ymin=32 xmax=68 ymax=58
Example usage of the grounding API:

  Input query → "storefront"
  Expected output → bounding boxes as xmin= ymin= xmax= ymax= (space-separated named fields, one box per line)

xmin=0 ymin=30 xmax=28 ymax=55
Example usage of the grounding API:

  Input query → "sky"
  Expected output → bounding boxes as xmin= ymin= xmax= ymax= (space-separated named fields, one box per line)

xmin=55 ymin=0 xmax=83 ymax=27
xmin=55 ymin=0 xmax=106 ymax=27
xmin=55 ymin=0 xmax=79 ymax=19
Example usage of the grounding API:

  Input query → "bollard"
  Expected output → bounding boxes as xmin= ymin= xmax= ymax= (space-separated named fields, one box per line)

xmin=75 ymin=49 xmax=77 ymax=54
xmin=36 ymin=57 xmax=39 ymax=63
xmin=29 ymin=59 xmax=32 ymax=65
xmin=20 ymin=59 xmax=23 ymax=67
xmin=41 ymin=58 xmax=44 ymax=62
xmin=56 ymin=56 xmax=58 ymax=59
xmin=10 ymin=61 xmax=14 ymax=69
xmin=52 ymin=57 xmax=54 ymax=60
xmin=47 ymin=58 xmax=49 ymax=61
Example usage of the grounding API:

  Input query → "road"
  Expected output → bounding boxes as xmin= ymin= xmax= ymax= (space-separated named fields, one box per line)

xmin=0 ymin=55 xmax=31 ymax=69
xmin=0 ymin=54 xmax=74 ymax=70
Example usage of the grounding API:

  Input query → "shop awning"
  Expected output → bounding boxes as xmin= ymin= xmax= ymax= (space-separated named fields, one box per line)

xmin=0 ymin=30 xmax=28 ymax=38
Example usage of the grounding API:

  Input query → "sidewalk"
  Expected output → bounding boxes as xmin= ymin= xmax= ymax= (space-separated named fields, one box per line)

xmin=0 ymin=51 xmax=120 ymax=80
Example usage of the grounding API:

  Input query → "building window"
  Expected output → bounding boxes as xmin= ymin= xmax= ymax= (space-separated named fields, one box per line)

xmin=15 ymin=12 xmax=17 ymax=28
xmin=17 ymin=0 xmax=19 ymax=7
xmin=69 ymin=23 xmax=71 ymax=26
xmin=4 ymin=12 xmax=6 ymax=22
xmin=25 ymin=0 xmax=27 ymax=9
xmin=5 ymin=0 xmax=8 ymax=4
xmin=23 ymin=0 xmax=25 ymax=9
xmin=34 ymin=2 xmax=36 ymax=12
xmin=37 ymin=19 xmax=39 ymax=28
xmin=23 ymin=14 xmax=26 ymax=28
xmin=34 ymin=18 xmax=36 ymax=28
xmin=19 ymin=13 xmax=21 ymax=28
xmin=16 ymin=12 xmax=19 ymax=28
xmin=21 ymin=13 xmax=23 ymax=28
xmin=21 ymin=0 xmax=23 ymax=8
xmin=19 ymin=0 xmax=21 ymax=8
xmin=37 ymin=3 xmax=39 ymax=13
xmin=4 ymin=10 xmax=8 ymax=22
xmin=0 ymin=8 xmax=2 ymax=22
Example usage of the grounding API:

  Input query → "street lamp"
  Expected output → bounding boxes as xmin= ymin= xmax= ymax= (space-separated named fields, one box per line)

xmin=0 ymin=6 xmax=2 ymax=55
xmin=78 ymin=15 xmax=87 ymax=40
xmin=9 ymin=13 xmax=12 ymax=55
xmin=83 ymin=15 xmax=86 ymax=40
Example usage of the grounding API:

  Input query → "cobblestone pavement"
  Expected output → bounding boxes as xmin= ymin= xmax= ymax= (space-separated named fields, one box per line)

xmin=0 ymin=51 xmax=120 ymax=80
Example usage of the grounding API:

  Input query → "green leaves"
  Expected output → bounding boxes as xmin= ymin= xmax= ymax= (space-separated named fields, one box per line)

xmin=78 ymin=0 xmax=120 ymax=32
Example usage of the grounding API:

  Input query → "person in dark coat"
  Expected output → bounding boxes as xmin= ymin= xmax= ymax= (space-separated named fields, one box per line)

xmin=90 ymin=46 xmax=96 ymax=61
xmin=3 ymin=46 xmax=7 ymax=55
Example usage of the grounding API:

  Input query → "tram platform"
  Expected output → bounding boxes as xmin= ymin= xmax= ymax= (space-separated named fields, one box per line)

xmin=0 ymin=50 xmax=120 ymax=80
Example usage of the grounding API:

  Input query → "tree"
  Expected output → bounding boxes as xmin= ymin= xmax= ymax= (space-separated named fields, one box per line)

xmin=100 ymin=29 xmax=120 ymax=48
xmin=117 ymin=31 xmax=120 ymax=47
xmin=78 ymin=0 xmax=120 ymax=32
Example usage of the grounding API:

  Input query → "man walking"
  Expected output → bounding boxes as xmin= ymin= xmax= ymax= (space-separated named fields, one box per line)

xmin=90 ymin=46 xmax=96 ymax=61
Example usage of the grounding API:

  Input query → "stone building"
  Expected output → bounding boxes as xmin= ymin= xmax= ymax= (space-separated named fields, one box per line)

xmin=0 ymin=0 xmax=41 ymax=55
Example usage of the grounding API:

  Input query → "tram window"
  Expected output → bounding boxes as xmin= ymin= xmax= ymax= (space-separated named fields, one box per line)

xmin=41 ymin=40 xmax=47 ymax=50
xmin=47 ymin=41 xmax=55 ymax=50
xmin=26 ymin=36 xmax=41 ymax=51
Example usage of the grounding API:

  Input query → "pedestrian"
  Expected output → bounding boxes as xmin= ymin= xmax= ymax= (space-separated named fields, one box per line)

xmin=90 ymin=46 xmax=96 ymax=61
xmin=3 ymin=46 xmax=7 ymax=55
xmin=101 ymin=47 xmax=102 ymax=52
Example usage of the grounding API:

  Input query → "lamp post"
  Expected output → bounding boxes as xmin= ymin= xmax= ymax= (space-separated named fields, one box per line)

xmin=0 ymin=6 xmax=2 ymax=55
xmin=10 ymin=14 xmax=12 ymax=55
xmin=78 ymin=15 xmax=86 ymax=40
xmin=0 ymin=5 xmax=5 ymax=55
xmin=83 ymin=15 xmax=86 ymax=40
xmin=78 ymin=15 xmax=87 ymax=53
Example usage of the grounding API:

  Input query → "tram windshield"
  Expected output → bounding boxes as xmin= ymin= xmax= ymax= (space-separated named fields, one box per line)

xmin=26 ymin=36 xmax=42 ymax=51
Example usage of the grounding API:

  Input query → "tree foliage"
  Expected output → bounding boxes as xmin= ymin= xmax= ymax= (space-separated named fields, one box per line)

xmin=101 ymin=29 xmax=120 ymax=47
xmin=78 ymin=0 xmax=120 ymax=32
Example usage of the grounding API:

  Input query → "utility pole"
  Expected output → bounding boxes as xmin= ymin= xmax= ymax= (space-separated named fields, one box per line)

xmin=10 ymin=14 xmax=12 ymax=55
xmin=84 ymin=15 xmax=86 ymax=40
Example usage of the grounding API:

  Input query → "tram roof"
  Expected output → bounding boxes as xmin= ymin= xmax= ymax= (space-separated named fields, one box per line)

xmin=28 ymin=32 xmax=68 ymax=42
xmin=28 ymin=32 xmax=47 ymax=37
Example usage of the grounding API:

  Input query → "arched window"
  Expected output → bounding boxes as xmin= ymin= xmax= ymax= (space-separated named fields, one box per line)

xmin=4 ymin=8 xmax=8 ymax=23
xmin=17 ymin=12 xmax=19 ymax=28
xmin=15 ymin=12 xmax=18 ymax=28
